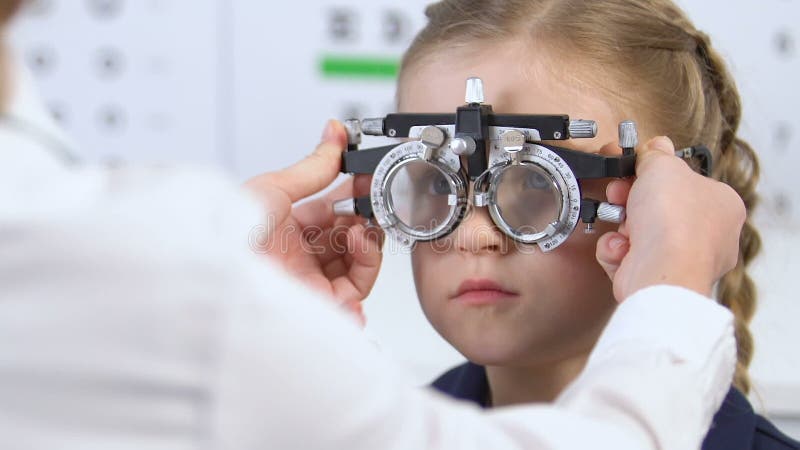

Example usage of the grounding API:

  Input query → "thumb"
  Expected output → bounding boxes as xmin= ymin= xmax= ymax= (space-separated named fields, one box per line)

xmin=636 ymin=136 xmax=676 ymax=173
xmin=245 ymin=120 xmax=348 ymax=203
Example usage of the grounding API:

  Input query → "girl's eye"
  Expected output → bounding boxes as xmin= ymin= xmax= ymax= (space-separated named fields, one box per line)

xmin=524 ymin=171 xmax=550 ymax=190
xmin=426 ymin=174 xmax=451 ymax=195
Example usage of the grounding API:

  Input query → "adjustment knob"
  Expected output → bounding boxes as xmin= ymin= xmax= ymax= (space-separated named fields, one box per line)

xmin=421 ymin=126 xmax=447 ymax=149
xmin=618 ymin=120 xmax=638 ymax=150
xmin=344 ymin=119 xmax=362 ymax=146
xmin=450 ymin=136 xmax=477 ymax=156
xmin=568 ymin=120 xmax=597 ymax=139
xmin=597 ymin=202 xmax=626 ymax=224
xmin=333 ymin=198 xmax=357 ymax=216
xmin=465 ymin=77 xmax=485 ymax=104
xmin=361 ymin=118 xmax=385 ymax=136
xmin=501 ymin=130 xmax=526 ymax=153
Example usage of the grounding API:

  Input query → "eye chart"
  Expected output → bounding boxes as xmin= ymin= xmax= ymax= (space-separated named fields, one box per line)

xmin=11 ymin=0 xmax=223 ymax=166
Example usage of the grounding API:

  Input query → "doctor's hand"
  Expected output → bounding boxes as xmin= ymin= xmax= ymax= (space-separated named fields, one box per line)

xmin=595 ymin=136 xmax=746 ymax=301
xmin=245 ymin=120 xmax=384 ymax=325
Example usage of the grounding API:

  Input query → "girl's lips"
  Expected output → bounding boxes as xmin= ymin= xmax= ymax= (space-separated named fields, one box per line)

xmin=451 ymin=279 xmax=519 ymax=305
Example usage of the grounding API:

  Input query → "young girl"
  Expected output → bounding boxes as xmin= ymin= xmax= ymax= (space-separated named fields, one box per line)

xmin=392 ymin=0 xmax=798 ymax=448
xmin=247 ymin=0 xmax=799 ymax=447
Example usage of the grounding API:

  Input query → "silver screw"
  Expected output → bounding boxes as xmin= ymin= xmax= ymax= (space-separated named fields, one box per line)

xmin=619 ymin=121 xmax=638 ymax=150
xmin=421 ymin=126 xmax=446 ymax=149
xmin=343 ymin=119 xmax=362 ymax=146
xmin=361 ymin=118 xmax=385 ymax=136
xmin=501 ymin=130 xmax=526 ymax=153
xmin=568 ymin=120 xmax=598 ymax=139
xmin=333 ymin=199 xmax=357 ymax=216
xmin=597 ymin=202 xmax=626 ymax=224
xmin=465 ymin=77 xmax=485 ymax=104
xmin=450 ymin=137 xmax=477 ymax=156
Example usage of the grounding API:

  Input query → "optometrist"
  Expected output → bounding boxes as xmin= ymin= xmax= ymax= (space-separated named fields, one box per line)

xmin=0 ymin=1 xmax=745 ymax=448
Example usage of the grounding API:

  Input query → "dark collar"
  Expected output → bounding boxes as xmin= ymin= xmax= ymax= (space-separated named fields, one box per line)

xmin=431 ymin=361 xmax=490 ymax=408
xmin=704 ymin=386 xmax=756 ymax=450
xmin=430 ymin=362 xmax=799 ymax=450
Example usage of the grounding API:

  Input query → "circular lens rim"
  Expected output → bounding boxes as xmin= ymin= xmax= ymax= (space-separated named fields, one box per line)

xmin=377 ymin=153 xmax=467 ymax=244
xmin=383 ymin=157 xmax=464 ymax=239
xmin=486 ymin=162 xmax=565 ymax=243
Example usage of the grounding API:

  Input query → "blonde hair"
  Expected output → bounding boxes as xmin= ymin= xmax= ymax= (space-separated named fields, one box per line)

xmin=400 ymin=0 xmax=761 ymax=394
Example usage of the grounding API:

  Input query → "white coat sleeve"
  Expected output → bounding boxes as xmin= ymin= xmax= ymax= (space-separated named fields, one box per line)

xmin=218 ymin=257 xmax=735 ymax=450
xmin=0 ymin=163 xmax=735 ymax=450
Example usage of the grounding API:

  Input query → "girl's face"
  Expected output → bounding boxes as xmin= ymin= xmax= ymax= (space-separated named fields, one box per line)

xmin=399 ymin=42 xmax=628 ymax=368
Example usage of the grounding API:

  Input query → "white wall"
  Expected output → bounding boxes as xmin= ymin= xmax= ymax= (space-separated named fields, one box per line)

xmin=10 ymin=0 xmax=800 ymax=436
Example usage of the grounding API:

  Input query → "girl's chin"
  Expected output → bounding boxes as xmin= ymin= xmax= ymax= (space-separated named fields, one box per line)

xmin=452 ymin=342 xmax=523 ymax=367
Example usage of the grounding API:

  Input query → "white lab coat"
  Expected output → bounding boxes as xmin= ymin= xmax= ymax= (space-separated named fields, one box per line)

xmin=0 ymin=61 xmax=736 ymax=450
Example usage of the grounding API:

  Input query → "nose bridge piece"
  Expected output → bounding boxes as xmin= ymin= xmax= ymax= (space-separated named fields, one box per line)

xmin=473 ymin=191 xmax=490 ymax=208
xmin=467 ymin=163 xmax=494 ymax=209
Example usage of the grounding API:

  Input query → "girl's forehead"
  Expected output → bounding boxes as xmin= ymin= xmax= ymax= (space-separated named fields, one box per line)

xmin=398 ymin=51 xmax=624 ymax=153
xmin=402 ymin=49 xmax=605 ymax=112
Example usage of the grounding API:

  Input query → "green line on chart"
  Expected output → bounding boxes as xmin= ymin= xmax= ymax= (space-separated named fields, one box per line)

xmin=320 ymin=55 xmax=400 ymax=79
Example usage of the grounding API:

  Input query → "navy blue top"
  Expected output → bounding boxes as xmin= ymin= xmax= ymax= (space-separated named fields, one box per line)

xmin=432 ymin=362 xmax=800 ymax=449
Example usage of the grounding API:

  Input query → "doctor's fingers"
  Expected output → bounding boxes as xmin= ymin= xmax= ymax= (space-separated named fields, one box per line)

xmin=302 ymin=223 xmax=384 ymax=270
xmin=293 ymin=174 xmax=372 ymax=229
xmin=635 ymin=136 xmax=678 ymax=174
xmin=247 ymin=184 xmax=293 ymax=234
xmin=596 ymin=230 xmax=630 ymax=285
xmin=606 ymin=179 xmax=632 ymax=206
xmin=604 ymin=179 xmax=632 ymax=237
xmin=330 ymin=224 xmax=383 ymax=305
xmin=244 ymin=120 xmax=348 ymax=203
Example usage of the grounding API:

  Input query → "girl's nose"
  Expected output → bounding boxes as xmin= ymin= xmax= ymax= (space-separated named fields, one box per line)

xmin=453 ymin=203 xmax=507 ymax=254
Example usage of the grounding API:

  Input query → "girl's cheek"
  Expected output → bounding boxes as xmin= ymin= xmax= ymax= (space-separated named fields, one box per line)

xmin=411 ymin=246 xmax=433 ymax=291
xmin=412 ymin=244 xmax=451 ymax=298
